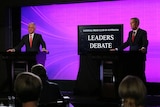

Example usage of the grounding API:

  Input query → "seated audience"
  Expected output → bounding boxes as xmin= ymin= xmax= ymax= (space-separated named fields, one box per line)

xmin=14 ymin=72 xmax=42 ymax=107
xmin=31 ymin=64 xmax=63 ymax=105
xmin=118 ymin=75 xmax=147 ymax=107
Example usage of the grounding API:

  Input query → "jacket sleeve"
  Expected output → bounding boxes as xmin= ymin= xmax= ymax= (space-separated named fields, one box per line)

xmin=14 ymin=36 xmax=25 ymax=51
xmin=39 ymin=34 xmax=46 ymax=49
xmin=118 ymin=32 xmax=131 ymax=51
xmin=142 ymin=30 xmax=148 ymax=48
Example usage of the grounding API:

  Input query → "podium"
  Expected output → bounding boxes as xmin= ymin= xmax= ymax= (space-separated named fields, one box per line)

xmin=1 ymin=52 xmax=47 ymax=95
xmin=74 ymin=51 xmax=146 ymax=98
xmin=98 ymin=51 xmax=146 ymax=98
xmin=2 ymin=52 xmax=36 ymax=78
xmin=76 ymin=24 xmax=146 ymax=98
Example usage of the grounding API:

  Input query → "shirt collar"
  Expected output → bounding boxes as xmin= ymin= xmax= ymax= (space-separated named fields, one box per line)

xmin=133 ymin=28 xmax=139 ymax=35
xmin=29 ymin=33 xmax=34 ymax=38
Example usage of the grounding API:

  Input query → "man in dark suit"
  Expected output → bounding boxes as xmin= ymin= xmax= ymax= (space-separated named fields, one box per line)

xmin=110 ymin=17 xmax=148 ymax=83
xmin=117 ymin=18 xmax=148 ymax=52
xmin=7 ymin=22 xmax=48 ymax=53
xmin=7 ymin=22 xmax=48 ymax=69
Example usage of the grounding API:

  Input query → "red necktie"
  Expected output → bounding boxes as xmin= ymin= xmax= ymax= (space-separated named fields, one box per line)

xmin=132 ymin=31 xmax=135 ymax=43
xmin=29 ymin=35 xmax=33 ymax=48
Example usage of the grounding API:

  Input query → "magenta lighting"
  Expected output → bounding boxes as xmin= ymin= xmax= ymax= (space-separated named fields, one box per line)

xmin=21 ymin=0 xmax=160 ymax=82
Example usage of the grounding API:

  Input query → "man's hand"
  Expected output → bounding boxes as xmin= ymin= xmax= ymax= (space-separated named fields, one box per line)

xmin=110 ymin=48 xmax=116 ymax=51
xmin=139 ymin=47 xmax=146 ymax=53
xmin=42 ymin=48 xmax=49 ymax=53
xmin=6 ymin=49 xmax=15 ymax=52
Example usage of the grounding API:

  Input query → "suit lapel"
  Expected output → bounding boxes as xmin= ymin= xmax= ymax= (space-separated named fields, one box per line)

xmin=134 ymin=28 xmax=141 ymax=43
xmin=27 ymin=34 xmax=30 ymax=44
xmin=32 ymin=34 xmax=36 ymax=46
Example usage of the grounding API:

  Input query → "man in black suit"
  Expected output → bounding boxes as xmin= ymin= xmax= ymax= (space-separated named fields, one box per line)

xmin=7 ymin=22 xmax=48 ymax=69
xmin=116 ymin=17 xmax=148 ymax=52
xmin=110 ymin=17 xmax=148 ymax=83
xmin=7 ymin=22 xmax=48 ymax=53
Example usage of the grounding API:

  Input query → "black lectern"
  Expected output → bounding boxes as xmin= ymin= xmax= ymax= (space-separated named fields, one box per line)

xmin=1 ymin=52 xmax=47 ymax=95
xmin=96 ymin=51 xmax=146 ymax=98
xmin=74 ymin=51 xmax=146 ymax=98
xmin=75 ymin=24 xmax=124 ymax=97
xmin=76 ymin=24 xmax=146 ymax=98
xmin=2 ymin=52 xmax=37 ymax=78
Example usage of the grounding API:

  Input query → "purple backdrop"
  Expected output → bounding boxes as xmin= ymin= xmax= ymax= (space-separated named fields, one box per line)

xmin=21 ymin=0 xmax=160 ymax=82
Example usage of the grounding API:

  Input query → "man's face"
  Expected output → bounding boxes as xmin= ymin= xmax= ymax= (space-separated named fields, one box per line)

xmin=130 ymin=19 xmax=138 ymax=30
xmin=28 ymin=24 xmax=35 ymax=34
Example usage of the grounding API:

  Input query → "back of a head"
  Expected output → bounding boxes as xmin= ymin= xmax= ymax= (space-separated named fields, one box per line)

xmin=31 ymin=64 xmax=63 ymax=105
xmin=31 ymin=64 xmax=48 ymax=80
xmin=118 ymin=75 xmax=147 ymax=107
xmin=14 ymin=72 xmax=42 ymax=103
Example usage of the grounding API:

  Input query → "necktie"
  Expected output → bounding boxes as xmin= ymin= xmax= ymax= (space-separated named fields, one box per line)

xmin=132 ymin=31 xmax=135 ymax=43
xmin=29 ymin=35 xmax=33 ymax=48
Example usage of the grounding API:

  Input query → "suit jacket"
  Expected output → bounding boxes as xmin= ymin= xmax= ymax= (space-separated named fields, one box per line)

xmin=39 ymin=80 xmax=63 ymax=104
xmin=14 ymin=33 xmax=46 ymax=52
xmin=117 ymin=28 xmax=148 ymax=82
xmin=118 ymin=28 xmax=148 ymax=51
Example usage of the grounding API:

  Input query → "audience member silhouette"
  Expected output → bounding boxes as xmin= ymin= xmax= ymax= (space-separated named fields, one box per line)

xmin=31 ymin=64 xmax=62 ymax=105
xmin=14 ymin=72 xmax=42 ymax=107
xmin=118 ymin=75 xmax=147 ymax=107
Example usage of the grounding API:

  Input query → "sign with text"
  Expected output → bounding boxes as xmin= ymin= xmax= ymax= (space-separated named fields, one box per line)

xmin=78 ymin=24 xmax=123 ymax=55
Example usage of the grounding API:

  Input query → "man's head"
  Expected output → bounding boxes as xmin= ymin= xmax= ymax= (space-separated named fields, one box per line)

xmin=130 ymin=17 xmax=140 ymax=30
xmin=14 ymin=72 xmax=42 ymax=103
xmin=31 ymin=64 xmax=48 ymax=80
xmin=28 ymin=22 xmax=36 ymax=34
